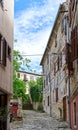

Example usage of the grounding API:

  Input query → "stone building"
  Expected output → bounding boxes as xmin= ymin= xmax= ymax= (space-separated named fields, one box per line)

xmin=40 ymin=2 xmax=70 ymax=122
xmin=0 ymin=0 xmax=14 ymax=130
xmin=16 ymin=71 xmax=42 ymax=110
xmin=67 ymin=0 xmax=78 ymax=129
xmin=17 ymin=71 xmax=42 ymax=94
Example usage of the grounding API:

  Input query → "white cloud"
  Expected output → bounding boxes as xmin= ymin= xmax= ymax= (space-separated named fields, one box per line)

xmin=14 ymin=0 xmax=66 ymax=73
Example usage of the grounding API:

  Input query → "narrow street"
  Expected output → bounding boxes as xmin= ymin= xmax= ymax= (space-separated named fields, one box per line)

xmin=10 ymin=110 xmax=70 ymax=130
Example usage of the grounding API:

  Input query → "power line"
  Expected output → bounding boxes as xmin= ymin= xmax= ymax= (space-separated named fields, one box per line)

xmin=20 ymin=54 xmax=43 ymax=56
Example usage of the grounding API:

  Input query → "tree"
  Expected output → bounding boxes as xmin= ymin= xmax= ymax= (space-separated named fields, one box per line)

xmin=13 ymin=50 xmax=31 ymax=105
xmin=28 ymin=77 xmax=43 ymax=102
xmin=13 ymin=50 xmax=31 ymax=76
xmin=13 ymin=78 xmax=27 ymax=104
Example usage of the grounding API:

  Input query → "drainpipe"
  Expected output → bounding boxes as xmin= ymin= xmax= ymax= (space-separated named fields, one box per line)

xmin=68 ymin=70 xmax=71 ymax=128
xmin=49 ymin=53 xmax=52 ymax=117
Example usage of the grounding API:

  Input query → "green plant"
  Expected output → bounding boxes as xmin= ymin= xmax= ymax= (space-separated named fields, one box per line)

xmin=0 ymin=106 xmax=9 ymax=121
xmin=37 ymin=104 xmax=43 ymax=112
xmin=29 ymin=77 xmax=43 ymax=102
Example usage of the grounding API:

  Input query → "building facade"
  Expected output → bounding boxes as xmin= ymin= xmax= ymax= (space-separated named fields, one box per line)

xmin=0 ymin=0 xmax=14 ymax=130
xmin=17 ymin=71 xmax=42 ymax=95
xmin=41 ymin=0 xmax=78 ymax=129
xmin=67 ymin=0 xmax=78 ymax=129
xmin=40 ymin=2 xmax=71 ymax=123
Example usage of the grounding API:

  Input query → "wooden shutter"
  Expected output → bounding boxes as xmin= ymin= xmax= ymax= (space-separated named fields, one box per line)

xmin=0 ymin=34 xmax=2 ymax=62
xmin=2 ymin=40 xmax=7 ymax=66
xmin=75 ymin=26 xmax=78 ymax=58
xmin=8 ymin=45 xmax=11 ymax=60
xmin=69 ymin=2 xmax=72 ymax=26
xmin=71 ymin=0 xmax=75 ymax=11
xmin=71 ymin=26 xmax=78 ymax=60
xmin=66 ymin=43 xmax=73 ymax=75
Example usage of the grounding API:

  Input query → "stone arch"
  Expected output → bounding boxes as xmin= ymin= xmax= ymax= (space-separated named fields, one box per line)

xmin=58 ymin=107 xmax=62 ymax=120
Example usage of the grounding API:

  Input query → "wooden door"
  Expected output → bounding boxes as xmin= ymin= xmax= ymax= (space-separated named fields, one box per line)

xmin=63 ymin=96 xmax=67 ymax=121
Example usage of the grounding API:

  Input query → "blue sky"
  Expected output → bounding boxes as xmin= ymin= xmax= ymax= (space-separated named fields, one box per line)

xmin=14 ymin=0 xmax=65 ymax=74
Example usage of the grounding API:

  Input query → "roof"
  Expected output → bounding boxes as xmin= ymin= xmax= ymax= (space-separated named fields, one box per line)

xmin=17 ymin=70 xmax=42 ymax=76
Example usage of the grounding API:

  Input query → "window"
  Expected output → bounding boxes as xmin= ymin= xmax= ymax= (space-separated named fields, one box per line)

xmin=3 ymin=39 xmax=7 ymax=66
xmin=8 ymin=45 xmax=11 ymax=60
xmin=30 ymin=76 xmax=34 ymax=80
xmin=47 ymin=96 xmax=49 ymax=106
xmin=0 ymin=34 xmax=2 ymax=62
xmin=59 ymin=54 xmax=62 ymax=68
xmin=61 ymin=15 xmax=69 ymax=37
xmin=69 ymin=1 xmax=72 ymax=26
xmin=61 ymin=17 xmax=64 ymax=33
xmin=71 ymin=0 xmax=75 ymax=11
xmin=44 ymin=100 xmax=45 ymax=105
xmin=47 ymin=55 xmax=49 ymax=64
xmin=69 ymin=0 xmax=77 ymax=26
xmin=74 ymin=102 xmax=76 ymax=126
xmin=43 ymin=79 xmax=45 ymax=88
xmin=17 ymin=73 xmax=20 ymax=78
xmin=43 ymin=65 xmax=44 ymax=73
xmin=55 ymin=34 xmax=57 ymax=47
xmin=0 ymin=0 xmax=4 ymax=9
xmin=24 ymin=74 xmax=28 ymax=81
xmin=46 ymin=75 xmax=48 ymax=85
xmin=56 ymin=88 xmax=58 ymax=102
xmin=54 ymin=58 xmax=59 ymax=75
xmin=0 ymin=36 xmax=7 ymax=66
xmin=71 ymin=26 xmax=78 ymax=60
xmin=48 ymin=72 xmax=50 ymax=82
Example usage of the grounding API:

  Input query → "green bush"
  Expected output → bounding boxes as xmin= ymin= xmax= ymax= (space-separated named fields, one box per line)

xmin=37 ymin=104 xmax=43 ymax=112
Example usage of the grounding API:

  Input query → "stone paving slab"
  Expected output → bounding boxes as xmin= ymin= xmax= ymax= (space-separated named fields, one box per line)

xmin=10 ymin=110 xmax=71 ymax=130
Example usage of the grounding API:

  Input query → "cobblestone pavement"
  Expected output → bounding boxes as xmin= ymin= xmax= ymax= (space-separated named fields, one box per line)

xmin=10 ymin=110 xmax=70 ymax=130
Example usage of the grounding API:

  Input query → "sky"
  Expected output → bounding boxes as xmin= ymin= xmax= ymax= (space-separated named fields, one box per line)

xmin=14 ymin=0 xmax=65 ymax=74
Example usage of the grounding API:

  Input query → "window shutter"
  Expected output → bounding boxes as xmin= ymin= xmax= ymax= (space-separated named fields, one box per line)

xmin=69 ymin=2 xmax=72 ymax=26
xmin=2 ymin=40 xmax=7 ymax=66
xmin=8 ymin=45 xmax=11 ymax=60
xmin=75 ymin=26 xmax=77 ymax=58
xmin=71 ymin=26 xmax=78 ymax=60
xmin=71 ymin=0 xmax=75 ymax=11
xmin=0 ymin=35 xmax=2 ymax=62
xmin=66 ymin=43 xmax=73 ymax=74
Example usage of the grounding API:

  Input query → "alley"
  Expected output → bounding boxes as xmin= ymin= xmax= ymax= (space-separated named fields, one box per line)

xmin=10 ymin=110 xmax=70 ymax=130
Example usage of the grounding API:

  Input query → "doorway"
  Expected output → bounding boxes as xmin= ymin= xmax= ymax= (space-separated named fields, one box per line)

xmin=63 ymin=96 xmax=67 ymax=121
xmin=0 ymin=93 xmax=7 ymax=130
